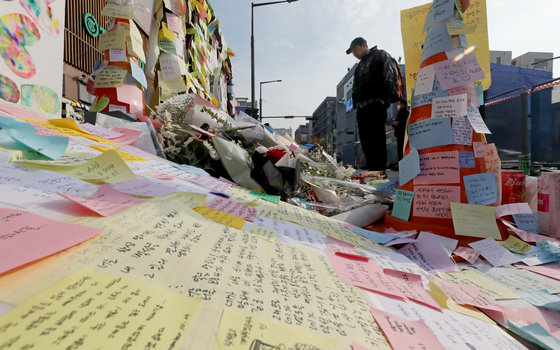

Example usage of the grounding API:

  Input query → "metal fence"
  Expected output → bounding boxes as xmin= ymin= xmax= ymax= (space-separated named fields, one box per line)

xmin=485 ymin=78 xmax=560 ymax=166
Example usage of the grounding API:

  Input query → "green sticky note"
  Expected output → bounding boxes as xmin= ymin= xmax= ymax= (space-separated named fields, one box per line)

xmin=92 ymin=96 xmax=110 ymax=112
xmin=249 ymin=191 xmax=280 ymax=205
xmin=393 ymin=189 xmax=415 ymax=221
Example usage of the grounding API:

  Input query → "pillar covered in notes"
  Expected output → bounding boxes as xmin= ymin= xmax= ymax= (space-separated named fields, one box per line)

xmin=91 ymin=1 xmax=151 ymax=125
xmin=387 ymin=0 xmax=504 ymax=243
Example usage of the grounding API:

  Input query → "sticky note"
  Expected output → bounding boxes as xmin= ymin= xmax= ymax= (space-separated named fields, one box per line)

xmin=112 ymin=178 xmax=176 ymax=197
xmin=166 ymin=13 xmax=182 ymax=33
xmin=98 ymin=28 xmax=127 ymax=51
xmin=193 ymin=206 xmax=246 ymax=230
xmin=459 ymin=151 xmax=475 ymax=168
xmin=101 ymin=3 xmax=136 ymax=18
xmin=91 ymin=96 xmax=110 ymax=112
xmin=447 ymin=22 xmax=477 ymax=35
xmin=214 ymin=308 xmax=339 ymax=350
xmin=79 ymin=122 xmax=124 ymax=139
xmin=58 ymin=149 xmax=136 ymax=184
xmin=423 ymin=0 xmax=455 ymax=33
xmin=414 ymin=151 xmax=460 ymax=185
xmin=414 ymin=65 xmax=436 ymax=95
xmin=513 ymin=213 xmax=539 ymax=233
xmin=452 ymin=116 xmax=473 ymax=146
xmin=411 ymin=89 xmax=448 ymax=108
xmin=449 ymin=84 xmax=480 ymax=108
xmin=451 ymin=202 xmax=501 ymax=239
xmin=8 ymin=129 xmax=68 ymax=160
xmin=398 ymin=233 xmax=457 ymax=272
xmin=508 ymin=321 xmax=560 ymax=350
xmin=347 ymin=226 xmax=398 ymax=245
xmin=249 ymin=191 xmax=280 ymax=204
xmin=130 ymin=59 xmax=148 ymax=89
xmin=190 ymin=175 xmax=231 ymax=193
xmin=91 ymin=146 xmax=146 ymax=162
xmin=371 ymin=308 xmax=446 ymax=350
xmin=159 ymin=53 xmax=184 ymax=81
xmin=499 ymin=235 xmax=532 ymax=254
xmin=94 ymin=67 xmax=127 ymax=88
xmin=427 ymin=275 xmax=504 ymax=311
xmin=58 ymin=184 xmax=142 ymax=216
xmin=464 ymin=172 xmax=498 ymax=205
xmin=393 ymin=189 xmax=415 ymax=221
xmin=109 ymin=48 xmax=127 ymax=62
xmin=420 ymin=22 xmax=453 ymax=64
xmin=383 ymin=269 xmax=441 ymax=311
xmin=399 ymin=148 xmax=421 ymax=185
xmin=469 ymin=238 xmax=521 ymax=266
xmin=408 ymin=118 xmax=453 ymax=150
xmin=413 ymin=185 xmax=460 ymax=218
xmin=0 ymin=268 xmax=201 ymax=349
xmin=466 ymin=106 xmax=491 ymax=134
xmin=452 ymin=246 xmax=481 ymax=264
xmin=495 ymin=203 xmax=533 ymax=218
xmin=127 ymin=20 xmax=146 ymax=62
xmin=110 ymin=127 xmax=143 ymax=145
xmin=205 ymin=196 xmax=257 ymax=222
xmin=433 ymin=54 xmax=485 ymax=91
xmin=432 ymin=94 xmax=468 ymax=119
xmin=473 ymin=141 xmax=486 ymax=158
xmin=0 ymin=209 xmax=100 ymax=274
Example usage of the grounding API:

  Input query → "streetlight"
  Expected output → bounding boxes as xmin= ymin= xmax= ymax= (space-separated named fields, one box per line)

xmin=260 ymin=79 xmax=282 ymax=122
xmin=251 ymin=0 xmax=298 ymax=118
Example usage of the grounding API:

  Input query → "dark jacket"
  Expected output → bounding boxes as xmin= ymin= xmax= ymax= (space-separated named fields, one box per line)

xmin=352 ymin=46 xmax=391 ymax=108
xmin=394 ymin=107 xmax=409 ymax=133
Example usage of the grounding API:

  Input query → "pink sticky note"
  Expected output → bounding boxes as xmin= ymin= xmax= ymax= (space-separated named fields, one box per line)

xmin=433 ymin=55 xmax=485 ymax=91
xmin=452 ymin=246 xmax=481 ymax=264
xmin=116 ymin=85 xmax=144 ymax=116
xmin=189 ymin=124 xmax=216 ymax=137
xmin=517 ymin=263 xmax=560 ymax=281
xmin=427 ymin=275 xmax=504 ymax=312
xmin=288 ymin=143 xmax=299 ymax=152
xmin=327 ymin=236 xmax=358 ymax=254
xmin=495 ymin=203 xmax=533 ymax=218
xmin=384 ymin=269 xmax=442 ymax=311
xmin=370 ymin=308 xmax=446 ymax=350
xmin=147 ymin=171 xmax=175 ymax=181
xmin=112 ymin=178 xmax=176 ymax=197
xmin=505 ymin=306 xmax=560 ymax=339
xmin=0 ymin=102 xmax=48 ymax=121
xmin=190 ymin=175 xmax=231 ymax=193
xmin=326 ymin=250 xmax=404 ymax=299
xmin=502 ymin=219 xmax=558 ymax=244
xmin=449 ymin=84 xmax=480 ymax=108
xmin=473 ymin=142 xmax=486 ymax=158
xmin=58 ymin=185 xmax=143 ymax=217
xmin=218 ymin=177 xmax=236 ymax=186
xmin=414 ymin=151 xmax=460 ymax=185
xmin=110 ymin=127 xmax=142 ymax=145
xmin=166 ymin=13 xmax=182 ymax=33
xmin=352 ymin=342 xmax=369 ymax=350
xmin=0 ymin=208 xmax=101 ymax=274
xmin=28 ymin=122 xmax=65 ymax=137
xmin=79 ymin=123 xmax=124 ymax=139
xmin=413 ymin=185 xmax=460 ymax=219
xmin=205 ymin=197 xmax=257 ymax=222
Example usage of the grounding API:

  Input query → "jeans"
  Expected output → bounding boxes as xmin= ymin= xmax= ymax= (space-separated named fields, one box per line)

xmin=357 ymin=102 xmax=387 ymax=171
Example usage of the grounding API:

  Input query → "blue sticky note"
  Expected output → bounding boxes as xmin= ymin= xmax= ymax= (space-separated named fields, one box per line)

xmin=459 ymin=151 xmax=475 ymax=168
xmin=173 ymin=164 xmax=210 ymax=176
xmin=130 ymin=60 xmax=147 ymax=89
xmin=516 ymin=289 xmax=560 ymax=312
xmin=476 ymin=84 xmax=484 ymax=105
xmin=9 ymin=130 xmax=69 ymax=160
xmin=463 ymin=172 xmax=498 ymax=205
xmin=408 ymin=118 xmax=453 ymax=150
xmin=459 ymin=34 xmax=468 ymax=48
xmin=423 ymin=0 xmax=455 ymax=33
xmin=375 ymin=178 xmax=399 ymax=195
xmin=0 ymin=115 xmax=36 ymax=134
xmin=508 ymin=321 xmax=560 ymax=350
xmin=513 ymin=213 xmax=539 ymax=233
xmin=399 ymin=148 xmax=421 ymax=185
xmin=420 ymin=22 xmax=453 ymax=64
xmin=393 ymin=189 xmax=415 ymax=221
xmin=347 ymin=226 xmax=397 ymax=244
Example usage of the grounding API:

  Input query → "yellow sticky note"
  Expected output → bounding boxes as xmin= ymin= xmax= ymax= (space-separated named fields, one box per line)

xmin=447 ymin=22 xmax=477 ymax=35
xmin=213 ymin=308 xmax=339 ymax=350
xmin=438 ymin=269 xmax=520 ymax=300
xmin=128 ymin=20 xmax=146 ymax=62
xmin=162 ymin=76 xmax=187 ymax=94
xmin=98 ymin=28 xmax=127 ymax=51
xmin=91 ymin=146 xmax=146 ymax=162
xmin=57 ymin=149 xmax=136 ymax=184
xmin=450 ymin=202 xmax=502 ymax=239
xmin=160 ymin=22 xmax=175 ymax=41
xmin=499 ymin=235 xmax=532 ymax=254
xmin=244 ymin=225 xmax=277 ymax=241
xmin=400 ymin=0 xmax=490 ymax=104
xmin=101 ymin=3 xmax=136 ymax=19
xmin=0 ymin=268 xmax=201 ymax=349
xmin=193 ymin=206 xmax=246 ymax=230
xmin=47 ymin=118 xmax=118 ymax=145
xmin=14 ymin=151 xmax=96 ymax=166
xmin=428 ymin=281 xmax=495 ymax=324
xmin=94 ymin=67 xmax=128 ymax=88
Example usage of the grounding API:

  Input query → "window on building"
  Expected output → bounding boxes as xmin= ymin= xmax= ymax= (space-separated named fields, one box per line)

xmin=496 ymin=57 xmax=501 ymax=64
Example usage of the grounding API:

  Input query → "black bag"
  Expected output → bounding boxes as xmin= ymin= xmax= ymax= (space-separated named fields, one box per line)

xmin=377 ymin=51 xmax=405 ymax=104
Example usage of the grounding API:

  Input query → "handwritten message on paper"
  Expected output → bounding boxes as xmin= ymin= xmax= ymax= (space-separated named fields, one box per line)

xmin=414 ymin=151 xmax=460 ymax=185
xmin=423 ymin=0 xmax=455 ymax=33
xmin=452 ymin=247 xmax=481 ymax=264
xmin=8 ymin=130 xmax=69 ymax=160
xmin=414 ymin=65 xmax=436 ymax=95
xmin=58 ymin=184 xmax=143 ymax=217
xmin=408 ymin=118 xmax=453 ymax=150
xmin=94 ymin=67 xmax=127 ymax=88
xmin=467 ymin=107 xmax=491 ymax=134
xmin=413 ymin=185 xmax=460 ymax=218
xmin=432 ymin=94 xmax=468 ymax=119
xmin=473 ymin=141 xmax=486 ymax=158
xmin=452 ymin=116 xmax=473 ymax=146
xmin=484 ymin=143 xmax=502 ymax=202
xmin=0 ymin=209 xmax=100 ymax=274
xmin=205 ymin=196 xmax=257 ymax=222
xmin=399 ymin=148 xmax=421 ymax=185
xmin=459 ymin=151 xmax=476 ymax=168
xmin=433 ymin=54 xmax=485 ymax=91
xmin=383 ymin=269 xmax=441 ymax=311
xmin=398 ymin=234 xmax=456 ymax=272
xmin=451 ymin=202 xmax=502 ymax=239
xmin=393 ymin=189 xmax=415 ymax=221
xmin=513 ymin=213 xmax=539 ymax=233
xmin=469 ymin=238 xmax=521 ymax=267
xmin=98 ymin=28 xmax=127 ymax=51
xmin=0 ymin=268 xmax=201 ymax=349
xmin=214 ymin=308 xmax=339 ymax=350
xmin=420 ymin=22 xmax=453 ymax=64
xmin=59 ymin=150 xmax=136 ymax=184
xmin=464 ymin=172 xmax=498 ymax=205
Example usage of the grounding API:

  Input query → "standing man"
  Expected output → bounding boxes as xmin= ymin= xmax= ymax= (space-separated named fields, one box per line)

xmin=347 ymin=37 xmax=395 ymax=172
xmin=392 ymin=99 xmax=409 ymax=161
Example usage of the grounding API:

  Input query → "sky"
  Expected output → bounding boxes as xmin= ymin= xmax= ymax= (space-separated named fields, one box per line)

xmin=210 ymin=0 xmax=560 ymax=133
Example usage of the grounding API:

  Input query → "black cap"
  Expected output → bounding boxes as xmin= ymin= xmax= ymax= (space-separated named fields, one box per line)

xmin=346 ymin=37 xmax=366 ymax=54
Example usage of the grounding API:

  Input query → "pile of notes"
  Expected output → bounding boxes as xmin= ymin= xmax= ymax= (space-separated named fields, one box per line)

xmin=0 ymin=100 xmax=560 ymax=349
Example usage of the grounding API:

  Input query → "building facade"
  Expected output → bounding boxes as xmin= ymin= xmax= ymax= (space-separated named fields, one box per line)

xmin=294 ymin=123 xmax=310 ymax=145
xmin=311 ymin=96 xmax=336 ymax=155
xmin=490 ymin=50 xmax=553 ymax=73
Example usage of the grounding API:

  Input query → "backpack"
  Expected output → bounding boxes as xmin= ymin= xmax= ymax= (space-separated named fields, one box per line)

xmin=377 ymin=51 xmax=405 ymax=104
